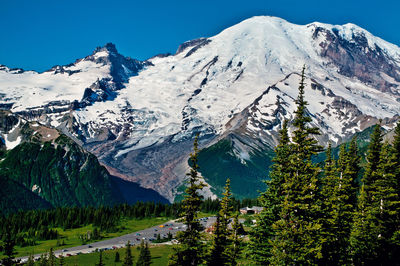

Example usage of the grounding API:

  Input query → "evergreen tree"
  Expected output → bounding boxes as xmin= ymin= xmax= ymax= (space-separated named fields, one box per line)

xmin=136 ymin=240 xmax=152 ymax=266
xmin=335 ymin=137 xmax=360 ymax=264
xmin=342 ymin=136 xmax=361 ymax=208
xmin=123 ymin=241 xmax=134 ymax=266
xmin=168 ymin=134 xmax=206 ymax=266
xmin=59 ymin=255 xmax=66 ymax=266
xmin=349 ymin=124 xmax=396 ymax=264
xmin=319 ymin=141 xmax=360 ymax=264
xmin=363 ymin=124 xmax=383 ymax=188
xmin=96 ymin=250 xmax=104 ymax=266
xmin=372 ymin=142 xmax=400 ymax=263
xmin=1 ymin=228 xmax=16 ymax=266
xmin=350 ymin=185 xmax=379 ymax=264
xmin=26 ymin=254 xmax=35 ymax=266
xmin=115 ymin=251 xmax=120 ymax=262
xmin=270 ymin=66 xmax=323 ymax=264
xmin=39 ymin=253 xmax=48 ymax=266
xmin=219 ymin=179 xmax=233 ymax=231
xmin=393 ymin=122 xmax=400 ymax=186
xmin=247 ymin=119 xmax=291 ymax=264
xmin=350 ymin=125 xmax=383 ymax=265
xmin=228 ymin=214 xmax=243 ymax=265
xmin=391 ymin=122 xmax=400 ymax=255
xmin=48 ymin=247 xmax=56 ymax=266
xmin=319 ymin=143 xmax=339 ymax=264
xmin=207 ymin=214 xmax=227 ymax=266
xmin=207 ymin=179 xmax=233 ymax=265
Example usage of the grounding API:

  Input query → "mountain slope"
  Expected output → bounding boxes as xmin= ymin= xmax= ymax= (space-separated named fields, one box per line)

xmin=1 ymin=16 xmax=400 ymax=200
xmin=0 ymin=175 xmax=52 ymax=215
xmin=0 ymin=138 xmax=124 ymax=207
xmin=0 ymin=111 xmax=168 ymax=208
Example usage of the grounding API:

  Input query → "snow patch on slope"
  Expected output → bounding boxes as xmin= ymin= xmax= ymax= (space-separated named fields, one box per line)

xmin=0 ymin=55 xmax=111 ymax=112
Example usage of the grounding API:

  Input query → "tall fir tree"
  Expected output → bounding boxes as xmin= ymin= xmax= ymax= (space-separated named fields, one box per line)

xmin=207 ymin=214 xmax=227 ymax=266
xmin=219 ymin=179 xmax=233 ymax=232
xmin=343 ymin=136 xmax=361 ymax=208
xmin=391 ymin=122 xmax=400 ymax=253
xmin=168 ymin=134 xmax=206 ymax=266
xmin=39 ymin=253 xmax=48 ymax=266
xmin=270 ymin=66 xmax=323 ymax=264
xmin=363 ymin=124 xmax=383 ymax=188
xmin=207 ymin=179 xmax=233 ymax=265
xmin=115 ymin=251 xmax=120 ymax=263
xmin=350 ymin=124 xmax=387 ymax=264
xmin=319 ymin=140 xmax=360 ymax=265
xmin=48 ymin=247 xmax=56 ymax=266
xmin=350 ymin=184 xmax=380 ymax=265
xmin=123 ymin=241 xmax=134 ymax=266
xmin=26 ymin=254 xmax=35 ymax=266
xmin=1 ymin=228 xmax=16 ymax=266
xmin=96 ymin=250 xmax=104 ymax=266
xmin=136 ymin=240 xmax=152 ymax=266
xmin=372 ymin=142 xmax=400 ymax=263
xmin=247 ymin=119 xmax=291 ymax=264
xmin=335 ymin=137 xmax=360 ymax=264
xmin=59 ymin=255 xmax=66 ymax=266
xmin=393 ymin=122 xmax=400 ymax=190
xmin=228 ymin=214 xmax=243 ymax=265
xmin=319 ymin=143 xmax=339 ymax=264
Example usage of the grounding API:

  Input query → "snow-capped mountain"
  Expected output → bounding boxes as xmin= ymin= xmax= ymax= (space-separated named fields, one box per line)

xmin=1 ymin=16 xmax=400 ymax=200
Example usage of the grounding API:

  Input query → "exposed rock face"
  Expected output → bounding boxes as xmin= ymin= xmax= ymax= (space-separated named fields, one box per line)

xmin=224 ymin=73 xmax=383 ymax=152
xmin=313 ymin=26 xmax=400 ymax=93
xmin=0 ymin=110 xmax=19 ymax=133
xmin=175 ymin=38 xmax=211 ymax=55
xmin=90 ymin=43 xmax=152 ymax=83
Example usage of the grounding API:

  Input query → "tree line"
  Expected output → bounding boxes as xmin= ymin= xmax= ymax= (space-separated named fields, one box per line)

xmin=0 ymin=192 xmax=256 ymax=257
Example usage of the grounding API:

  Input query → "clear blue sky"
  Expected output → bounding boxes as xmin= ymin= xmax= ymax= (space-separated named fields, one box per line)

xmin=1 ymin=0 xmax=399 ymax=72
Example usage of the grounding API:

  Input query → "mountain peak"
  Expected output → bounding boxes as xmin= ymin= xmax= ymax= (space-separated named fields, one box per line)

xmin=240 ymin=15 xmax=290 ymax=25
xmin=94 ymin=42 xmax=118 ymax=55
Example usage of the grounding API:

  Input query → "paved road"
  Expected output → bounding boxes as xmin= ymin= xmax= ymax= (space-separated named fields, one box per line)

xmin=17 ymin=217 xmax=216 ymax=263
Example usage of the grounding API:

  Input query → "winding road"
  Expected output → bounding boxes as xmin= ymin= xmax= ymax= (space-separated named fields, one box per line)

xmin=17 ymin=217 xmax=216 ymax=263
